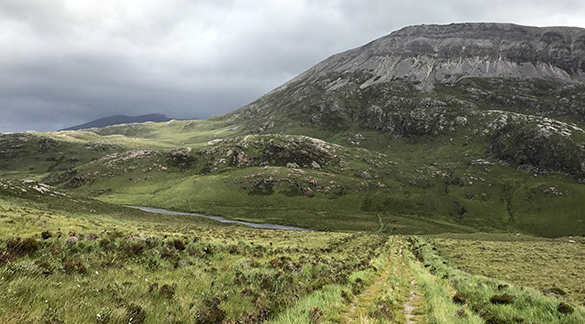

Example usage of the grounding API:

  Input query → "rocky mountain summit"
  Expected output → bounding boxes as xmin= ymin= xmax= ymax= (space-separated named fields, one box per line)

xmin=282 ymin=23 xmax=585 ymax=92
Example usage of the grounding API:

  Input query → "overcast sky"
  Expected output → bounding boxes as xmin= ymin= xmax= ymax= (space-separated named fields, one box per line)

xmin=2 ymin=0 xmax=585 ymax=133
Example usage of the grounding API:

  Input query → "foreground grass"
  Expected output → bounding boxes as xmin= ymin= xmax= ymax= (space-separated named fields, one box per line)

xmin=0 ymin=199 xmax=387 ymax=323
xmin=1 ymin=189 xmax=584 ymax=323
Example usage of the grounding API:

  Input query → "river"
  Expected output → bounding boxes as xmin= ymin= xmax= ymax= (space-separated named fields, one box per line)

xmin=125 ymin=206 xmax=311 ymax=231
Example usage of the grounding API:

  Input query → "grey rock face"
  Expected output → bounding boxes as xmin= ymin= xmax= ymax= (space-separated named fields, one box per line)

xmin=278 ymin=23 xmax=585 ymax=92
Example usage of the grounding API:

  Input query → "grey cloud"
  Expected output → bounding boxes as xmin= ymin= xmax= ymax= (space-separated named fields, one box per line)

xmin=1 ymin=0 xmax=585 ymax=133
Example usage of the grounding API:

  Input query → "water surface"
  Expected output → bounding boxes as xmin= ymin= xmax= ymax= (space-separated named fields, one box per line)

xmin=126 ymin=205 xmax=311 ymax=231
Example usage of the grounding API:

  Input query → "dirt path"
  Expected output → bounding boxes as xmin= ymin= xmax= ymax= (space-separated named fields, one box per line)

xmin=376 ymin=213 xmax=384 ymax=232
xmin=344 ymin=238 xmax=395 ymax=323
xmin=343 ymin=237 xmax=424 ymax=324
xmin=403 ymin=279 xmax=420 ymax=324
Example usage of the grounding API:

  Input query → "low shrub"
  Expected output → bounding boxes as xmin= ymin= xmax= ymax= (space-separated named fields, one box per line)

xmin=228 ymin=244 xmax=240 ymax=255
xmin=125 ymin=304 xmax=146 ymax=324
xmin=120 ymin=240 xmax=146 ymax=256
xmin=6 ymin=237 xmax=39 ymax=255
xmin=160 ymin=248 xmax=177 ymax=259
xmin=195 ymin=298 xmax=225 ymax=324
xmin=453 ymin=292 xmax=467 ymax=304
xmin=171 ymin=238 xmax=186 ymax=251
xmin=160 ymin=284 xmax=176 ymax=299
xmin=558 ymin=302 xmax=574 ymax=314
xmin=490 ymin=294 xmax=514 ymax=305
xmin=62 ymin=258 xmax=87 ymax=274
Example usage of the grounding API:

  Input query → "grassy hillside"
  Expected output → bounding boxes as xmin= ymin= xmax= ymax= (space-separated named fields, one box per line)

xmin=1 ymin=77 xmax=585 ymax=238
xmin=2 ymin=109 xmax=585 ymax=237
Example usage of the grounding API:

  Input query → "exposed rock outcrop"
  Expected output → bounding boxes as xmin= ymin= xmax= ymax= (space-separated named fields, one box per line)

xmin=280 ymin=23 xmax=585 ymax=92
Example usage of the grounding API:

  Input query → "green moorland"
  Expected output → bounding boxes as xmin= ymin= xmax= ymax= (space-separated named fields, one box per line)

xmin=2 ymin=77 xmax=585 ymax=237
xmin=1 ymin=179 xmax=585 ymax=323
xmin=2 ymin=121 xmax=585 ymax=237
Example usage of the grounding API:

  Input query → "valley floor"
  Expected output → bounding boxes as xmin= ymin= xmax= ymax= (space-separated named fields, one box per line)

xmin=0 ymin=198 xmax=584 ymax=323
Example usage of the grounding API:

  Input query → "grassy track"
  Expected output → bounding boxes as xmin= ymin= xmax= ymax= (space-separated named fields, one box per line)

xmin=342 ymin=236 xmax=411 ymax=323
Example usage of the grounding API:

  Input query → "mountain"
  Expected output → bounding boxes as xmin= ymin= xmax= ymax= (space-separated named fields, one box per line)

xmin=2 ymin=23 xmax=585 ymax=237
xmin=222 ymin=23 xmax=585 ymax=177
xmin=61 ymin=113 xmax=173 ymax=131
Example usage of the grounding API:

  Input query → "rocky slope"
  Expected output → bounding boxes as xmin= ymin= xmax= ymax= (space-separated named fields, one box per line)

xmin=222 ymin=23 xmax=585 ymax=178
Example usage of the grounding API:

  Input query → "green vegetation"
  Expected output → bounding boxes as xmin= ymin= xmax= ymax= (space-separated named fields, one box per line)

xmin=2 ymin=191 xmax=584 ymax=323
xmin=409 ymin=236 xmax=585 ymax=324
xmin=0 ymin=193 xmax=379 ymax=323
xmin=3 ymin=122 xmax=585 ymax=237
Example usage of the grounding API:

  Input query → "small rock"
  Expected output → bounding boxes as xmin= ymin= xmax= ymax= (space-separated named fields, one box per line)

xmin=354 ymin=170 xmax=372 ymax=179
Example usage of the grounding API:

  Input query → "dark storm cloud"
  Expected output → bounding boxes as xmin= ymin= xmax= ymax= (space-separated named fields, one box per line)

xmin=1 ymin=0 xmax=584 ymax=133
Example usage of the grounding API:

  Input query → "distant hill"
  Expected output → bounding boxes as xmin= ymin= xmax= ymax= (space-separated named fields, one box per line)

xmin=61 ymin=113 xmax=173 ymax=131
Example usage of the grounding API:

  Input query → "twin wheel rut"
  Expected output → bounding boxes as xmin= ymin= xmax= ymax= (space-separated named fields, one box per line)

xmin=344 ymin=237 xmax=423 ymax=324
